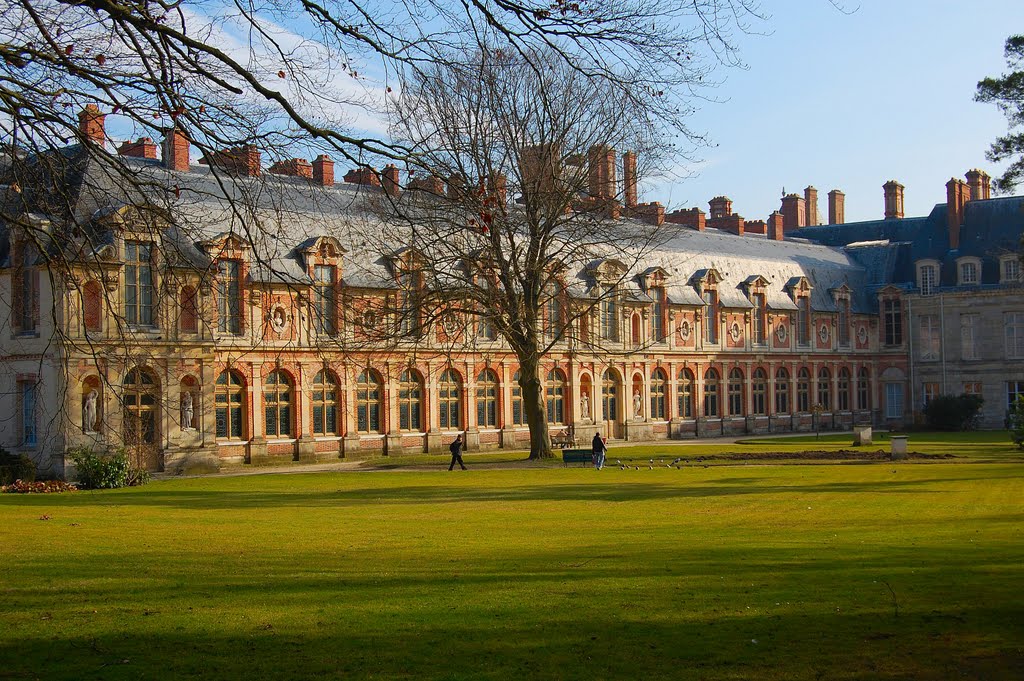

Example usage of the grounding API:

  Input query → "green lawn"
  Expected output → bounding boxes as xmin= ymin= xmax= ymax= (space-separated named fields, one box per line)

xmin=2 ymin=455 xmax=1023 ymax=679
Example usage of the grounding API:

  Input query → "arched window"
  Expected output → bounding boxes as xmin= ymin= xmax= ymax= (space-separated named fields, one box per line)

xmin=752 ymin=368 xmax=767 ymax=415
xmin=511 ymin=370 xmax=525 ymax=426
xmin=356 ymin=370 xmax=382 ymax=433
xmin=439 ymin=369 xmax=462 ymax=429
xmin=311 ymin=370 xmax=338 ymax=436
xmin=797 ymin=367 xmax=811 ymax=412
xmin=264 ymin=370 xmax=292 ymax=437
xmin=817 ymin=367 xmax=832 ymax=410
xmin=631 ymin=313 xmax=642 ymax=346
xmin=677 ymin=368 xmax=694 ymax=418
xmin=838 ymin=367 xmax=851 ymax=411
xmin=546 ymin=369 xmax=566 ymax=425
xmin=774 ymin=368 xmax=790 ymax=414
xmin=215 ymin=370 xmax=245 ymax=439
xmin=650 ymin=368 xmax=667 ymax=420
xmin=398 ymin=369 xmax=423 ymax=431
xmin=124 ymin=368 xmax=158 ymax=446
xmin=703 ymin=368 xmax=720 ymax=417
xmin=180 ymin=285 xmax=198 ymax=334
xmin=476 ymin=369 xmax=499 ymax=427
xmin=83 ymin=280 xmax=103 ymax=333
xmin=727 ymin=368 xmax=744 ymax=416
xmin=857 ymin=367 xmax=870 ymax=410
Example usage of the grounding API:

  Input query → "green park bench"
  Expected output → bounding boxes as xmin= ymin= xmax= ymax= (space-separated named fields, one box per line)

xmin=561 ymin=448 xmax=593 ymax=467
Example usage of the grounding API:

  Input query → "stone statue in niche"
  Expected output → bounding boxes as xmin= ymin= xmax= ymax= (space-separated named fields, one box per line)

xmin=633 ymin=389 xmax=643 ymax=419
xmin=580 ymin=392 xmax=590 ymax=421
xmin=181 ymin=391 xmax=195 ymax=430
xmin=83 ymin=389 xmax=98 ymax=433
xmin=271 ymin=306 xmax=287 ymax=332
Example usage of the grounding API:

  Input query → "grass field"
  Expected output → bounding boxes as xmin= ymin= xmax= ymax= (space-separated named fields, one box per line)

xmin=2 ymin=435 xmax=1023 ymax=679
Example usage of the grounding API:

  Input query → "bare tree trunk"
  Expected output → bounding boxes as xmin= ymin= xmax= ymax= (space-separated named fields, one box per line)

xmin=518 ymin=354 xmax=552 ymax=460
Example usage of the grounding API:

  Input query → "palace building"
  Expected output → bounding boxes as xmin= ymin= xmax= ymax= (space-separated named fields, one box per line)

xmin=0 ymin=109 xmax=1020 ymax=476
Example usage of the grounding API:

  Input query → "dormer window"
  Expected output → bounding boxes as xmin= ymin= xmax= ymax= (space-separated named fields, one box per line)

xmin=125 ymin=241 xmax=155 ymax=327
xmin=313 ymin=264 xmax=337 ymax=335
xmin=600 ymin=285 xmax=619 ymax=342
xmin=917 ymin=261 xmax=939 ymax=296
xmin=218 ymin=260 xmax=242 ymax=334
xmin=752 ymin=293 xmax=766 ymax=344
xmin=1001 ymin=255 xmax=1021 ymax=284
xmin=957 ymin=257 xmax=981 ymax=286
xmin=650 ymin=285 xmax=665 ymax=341
xmin=703 ymin=288 xmax=719 ymax=344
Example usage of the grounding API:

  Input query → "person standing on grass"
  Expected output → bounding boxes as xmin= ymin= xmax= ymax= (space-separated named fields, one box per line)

xmin=448 ymin=434 xmax=467 ymax=471
xmin=592 ymin=432 xmax=607 ymax=470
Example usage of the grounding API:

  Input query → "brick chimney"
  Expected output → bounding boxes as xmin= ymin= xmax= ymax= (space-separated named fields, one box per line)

xmin=717 ymin=214 xmax=744 ymax=236
xmin=666 ymin=207 xmax=706 ymax=231
xmin=633 ymin=201 xmax=664 ymax=226
xmin=946 ymin=178 xmax=969 ymax=249
xmin=883 ymin=180 xmax=904 ymax=219
xmin=767 ymin=211 xmax=785 ymax=241
xmin=520 ymin=143 xmax=561 ymax=203
xmin=408 ymin=174 xmax=445 ymax=196
xmin=268 ymin=158 xmax=313 ymax=179
xmin=980 ymin=171 xmax=992 ymax=199
xmin=708 ymin=196 xmax=732 ymax=219
xmin=780 ymin=194 xmax=806 ymax=231
xmin=162 ymin=128 xmax=190 ymax=172
xmin=965 ymin=169 xmax=991 ymax=201
xmin=744 ymin=219 xmax=766 ymax=235
xmin=312 ymin=155 xmax=335 ymax=186
xmin=78 ymin=104 xmax=105 ymax=146
xmin=343 ymin=166 xmax=381 ymax=187
xmin=200 ymin=145 xmax=261 ymax=176
xmin=828 ymin=189 xmax=845 ymax=225
xmin=622 ymin=151 xmax=638 ymax=208
xmin=118 ymin=137 xmax=158 ymax=160
xmin=587 ymin=145 xmax=616 ymax=200
xmin=382 ymin=164 xmax=400 ymax=197
xmin=804 ymin=186 xmax=818 ymax=226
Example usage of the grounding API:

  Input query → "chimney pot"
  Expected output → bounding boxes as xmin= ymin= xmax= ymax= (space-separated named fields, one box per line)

xmin=162 ymin=128 xmax=190 ymax=172
xmin=882 ymin=180 xmax=905 ymax=219
xmin=780 ymin=194 xmax=806 ymax=231
xmin=767 ymin=211 xmax=785 ymax=241
xmin=804 ymin=186 xmax=819 ymax=226
xmin=827 ymin=189 xmax=845 ymax=225
xmin=78 ymin=104 xmax=106 ymax=146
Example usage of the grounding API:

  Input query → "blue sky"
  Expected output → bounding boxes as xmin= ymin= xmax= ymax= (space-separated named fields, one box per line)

xmin=647 ymin=1 xmax=1024 ymax=223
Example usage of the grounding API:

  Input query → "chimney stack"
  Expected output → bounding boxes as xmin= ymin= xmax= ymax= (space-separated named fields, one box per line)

xmin=744 ymin=219 xmax=766 ymax=235
xmin=268 ymin=158 xmax=313 ymax=179
xmin=520 ymin=143 xmax=562 ymax=204
xmin=382 ymin=164 xmax=400 ymax=197
xmin=312 ymin=155 xmax=335 ymax=186
xmin=767 ymin=211 xmax=785 ymax=241
xmin=200 ymin=145 xmax=261 ymax=176
xmin=118 ymin=137 xmax=158 ymax=160
xmin=622 ymin=151 xmax=638 ymax=208
xmin=804 ymin=186 xmax=818 ymax=226
xmin=587 ymin=145 xmax=616 ymax=201
xmin=980 ymin=171 xmax=992 ymax=199
xmin=828 ymin=189 xmax=845 ymax=225
xmin=946 ymin=178 xmax=969 ymax=249
xmin=883 ymin=180 xmax=904 ymax=219
xmin=708 ymin=196 xmax=732 ymax=219
xmin=343 ymin=166 xmax=380 ymax=187
xmin=780 ymin=194 xmax=806 ymax=231
xmin=965 ymin=169 xmax=991 ymax=201
xmin=665 ymin=207 xmax=706 ymax=231
xmin=162 ymin=128 xmax=190 ymax=172
xmin=633 ymin=202 xmax=665 ymax=226
xmin=78 ymin=104 xmax=106 ymax=146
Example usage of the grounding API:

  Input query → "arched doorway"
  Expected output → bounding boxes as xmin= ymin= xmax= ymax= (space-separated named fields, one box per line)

xmin=124 ymin=367 xmax=161 ymax=471
xmin=601 ymin=368 xmax=622 ymax=439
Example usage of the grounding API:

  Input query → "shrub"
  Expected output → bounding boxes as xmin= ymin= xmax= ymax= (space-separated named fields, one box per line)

xmin=924 ymin=393 xmax=985 ymax=431
xmin=1 ymin=479 xmax=77 ymax=494
xmin=69 ymin=448 xmax=150 ymax=489
xmin=1010 ymin=396 xmax=1024 ymax=449
xmin=0 ymin=448 xmax=37 ymax=486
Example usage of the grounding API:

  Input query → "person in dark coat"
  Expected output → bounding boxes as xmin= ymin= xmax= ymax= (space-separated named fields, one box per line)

xmin=592 ymin=432 xmax=607 ymax=470
xmin=448 ymin=434 xmax=467 ymax=471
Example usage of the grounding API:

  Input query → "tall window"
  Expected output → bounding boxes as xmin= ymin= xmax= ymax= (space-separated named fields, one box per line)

xmin=218 ymin=260 xmax=242 ymax=334
xmin=837 ymin=368 xmax=851 ymax=411
xmin=477 ymin=316 xmax=497 ymax=340
xmin=17 ymin=244 xmax=39 ymax=333
xmin=752 ymin=293 xmax=766 ymax=345
xmin=313 ymin=265 xmax=336 ymax=335
xmin=919 ymin=314 xmax=940 ymax=361
xmin=398 ymin=370 xmax=423 ymax=431
xmin=511 ymin=370 xmax=525 ymax=426
xmin=356 ymin=370 xmax=382 ymax=433
xmin=602 ymin=370 xmax=619 ymax=422
xmin=476 ymin=370 xmax=499 ymax=427
xmin=545 ymin=293 xmax=564 ymax=341
xmin=650 ymin=368 xmax=667 ymax=420
xmin=179 ymin=286 xmax=198 ymax=334
xmin=600 ymin=285 xmax=619 ymax=341
xmin=885 ymin=383 xmax=904 ymax=419
xmin=20 ymin=381 xmax=37 ymax=447
xmin=883 ymin=299 xmax=903 ymax=346
xmin=125 ymin=241 xmax=154 ymax=326
xmin=703 ymin=289 xmax=719 ymax=343
xmin=1002 ymin=258 xmax=1021 ymax=283
xmin=774 ymin=368 xmax=790 ymax=414
xmin=961 ymin=314 xmax=980 ymax=360
xmin=545 ymin=369 xmax=566 ymax=425
xmin=215 ymin=370 xmax=245 ymax=439
xmin=311 ymin=370 xmax=338 ymax=436
xmin=752 ymin=368 xmax=767 ymax=415
xmin=703 ymin=368 xmax=720 ymax=417
xmin=727 ymin=368 xmax=744 ymax=416
xmin=439 ymin=369 xmax=462 ymax=429
xmin=817 ymin=367 xmax=832 ymax=410
xmin=959 ymin=261 xmax=978 ymax=285
xmin=838 ymin=299 xmax=851 ymax=346
xmin=796 ymin=297 xmax=810 ymax=345
xmin=677 ymin=368 xmax=694 ymax=418
xmin=651 ymin=287 xmax=665 ymax=341
xmin=920 ymin=264 xmax=938 ymax=296
xmin=797 ymin=367 xmax=811 ymax=412
xmin=1007 ymin=381 xmax=1024 ymax=410
xmin=264 ymin=371 xmax=292 ymax=437
xmin=922 ymin=382 xmax=940 ymax=407
xmin=1005 ymin=313 xmax=1024 ymax=359
xmin=398 ymin=271 xmax=417 ymax=336
xmin=857 ymin=368 xmax=870 ymax=411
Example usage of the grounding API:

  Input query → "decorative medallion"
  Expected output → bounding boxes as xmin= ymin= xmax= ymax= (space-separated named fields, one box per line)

xmin=776 ymin=323 xmax=788 ymax=343
xmin=442 ymin=313 xmax=460 ymax=334
xmin=818 ymin=323 xmax=829 ymax=344
xmin=270 ymin=305 xmax=289 ymax=333
xmin=857 ymin=325 xmax=868 ymax=345
xmin=729 ymin=322 xmax=742 ymax=342
xmin=679 ymin=320 xmax=691 ymax=341
xmin=362 ymin=310 xmax=376 ymax=328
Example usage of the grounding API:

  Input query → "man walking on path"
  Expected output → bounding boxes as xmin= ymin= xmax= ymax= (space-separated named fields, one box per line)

xmin=592 ymin=432 xmax=607 ymax=470
xmin=448 ymin=434 xmax=467 ymax=471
